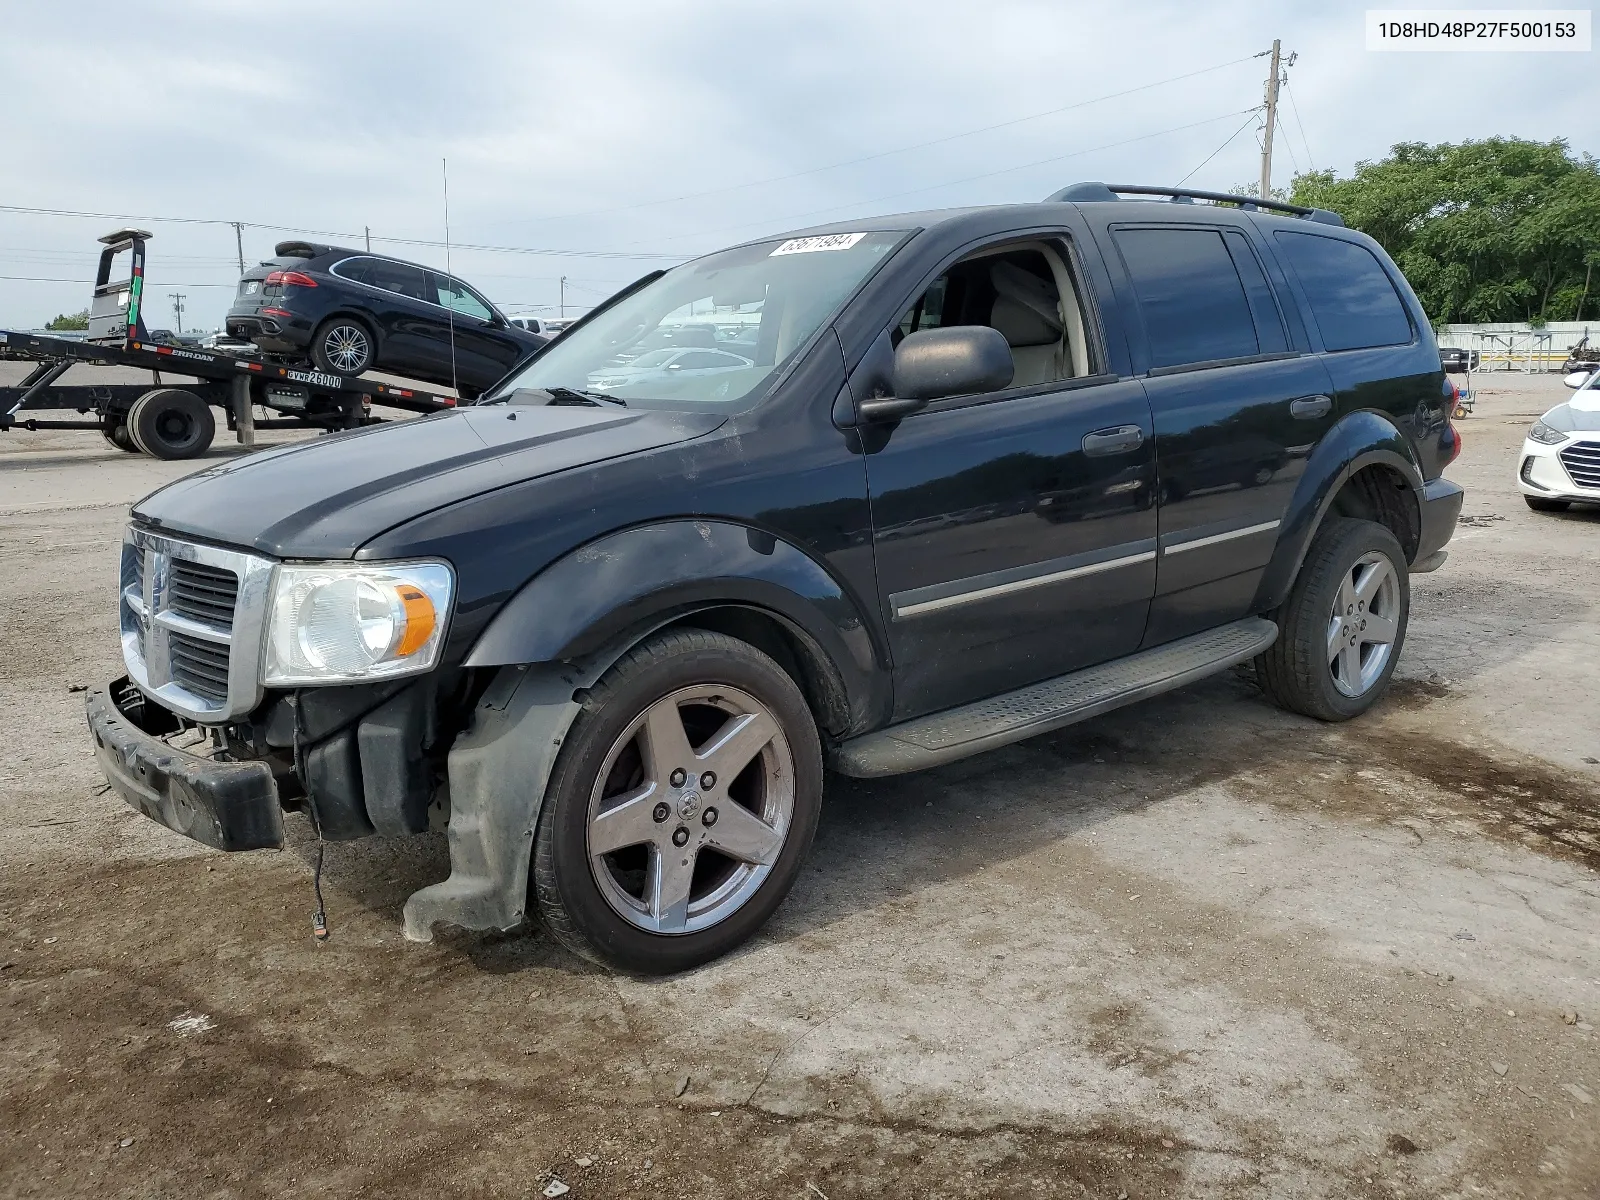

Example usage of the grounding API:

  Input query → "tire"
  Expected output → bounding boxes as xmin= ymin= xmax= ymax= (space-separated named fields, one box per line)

xmin=310 ymin=317 xmax=375 ymax=377
xmin=1453 ymin=405 xmax=1468 ymax=420
xmin=126 ymin=388 xmax=216 ymax=460
xmin=100 ymin=415 xmax=139 ymax=453
xmin=532 ymin=628 xmax=823 ymax=975
xmin=1525 ymin=495 xmax=1570 ymax=513
xmin=1255 ymin=517 xmax=1409 ymax=722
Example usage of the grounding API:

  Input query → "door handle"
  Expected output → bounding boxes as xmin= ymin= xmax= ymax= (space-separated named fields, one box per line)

xmin=1082 ymin=425 xmax=1145 ymax=456
xmin=1289 ymin=395 xmax=1333 ymax=420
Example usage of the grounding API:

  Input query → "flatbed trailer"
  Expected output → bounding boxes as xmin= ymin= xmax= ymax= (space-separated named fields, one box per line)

xmin=0 ymin=229 xmax=457 ymax=459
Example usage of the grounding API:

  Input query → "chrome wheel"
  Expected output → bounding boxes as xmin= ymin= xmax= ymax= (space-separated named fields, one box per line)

xmin=585 ymin=684 xmax=794 ymax=935
xmin=322 ymin=324 xmax=370 ymax=373
xmin=1327 ymin=551 xmax=1400 ymax=697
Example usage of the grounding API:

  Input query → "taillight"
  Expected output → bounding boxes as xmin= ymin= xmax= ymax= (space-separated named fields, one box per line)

xmin=1443 ymin=423 xmax=1462 ymax=467
xmin=263 ymin=270 xmax=318 ymax=288
xmin=1439 ymin=376 xmax=1461 ymax=466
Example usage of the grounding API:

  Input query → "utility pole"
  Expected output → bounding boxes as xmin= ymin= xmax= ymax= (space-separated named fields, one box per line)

xmin=1259 ymin=38 xmax=1282 ymax=200
xmin=560 ymin=275 xmax=567 ymax=319
xmin=170 ymin=293 xmax=186 ymax=334
xmin=232 ymin=222 xmax=245 ymax=275
xmin=365 ymin=225 xmax=371 ymax=252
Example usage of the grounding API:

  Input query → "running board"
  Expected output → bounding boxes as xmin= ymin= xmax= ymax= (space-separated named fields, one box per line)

xmin=830 ymin=617 xmax=1278 ymax=778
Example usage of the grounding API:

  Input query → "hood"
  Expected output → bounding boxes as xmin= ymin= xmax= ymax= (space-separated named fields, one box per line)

xmin=1542 ymin=391 xmax=1600 ymax=433
xmin=132 ymin=404 xmax=726 ymax=558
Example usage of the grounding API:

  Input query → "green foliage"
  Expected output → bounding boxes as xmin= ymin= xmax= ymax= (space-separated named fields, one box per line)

xmin=45 ymin=309 xmax=89 ymax=330
xmin=1288 ymin=139 xmax=1600 ymax=323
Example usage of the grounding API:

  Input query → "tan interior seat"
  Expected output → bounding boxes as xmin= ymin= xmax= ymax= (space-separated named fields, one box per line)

xmin=989 ymin=260 xmax=1065 ymax=386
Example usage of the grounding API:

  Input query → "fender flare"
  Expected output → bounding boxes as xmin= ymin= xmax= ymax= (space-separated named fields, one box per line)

xmin=1253 ymin=409 xmax=1424 ymax=612
xmin=464 ymin=519 xmax=886 ymax=732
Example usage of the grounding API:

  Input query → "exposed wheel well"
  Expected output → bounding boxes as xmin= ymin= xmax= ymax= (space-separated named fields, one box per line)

xmin=660 ymin=606 xmax=852 ymax=737
xmin=1327 ymin=464 xmax=1420 ymax=563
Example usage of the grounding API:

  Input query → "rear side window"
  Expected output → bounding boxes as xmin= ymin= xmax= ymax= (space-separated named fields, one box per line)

xmin=366 ymin=260 xmax=433 ymax=302
xmin=1273 ymin=233 xmax=1412 ymax=351
xmin=1114 ymin=228 xmax=1261 ymax=369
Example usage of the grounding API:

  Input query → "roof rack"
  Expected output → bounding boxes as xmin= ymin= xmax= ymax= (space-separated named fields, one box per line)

xmin=1045 ymin=182 xmax=1344 ymax=227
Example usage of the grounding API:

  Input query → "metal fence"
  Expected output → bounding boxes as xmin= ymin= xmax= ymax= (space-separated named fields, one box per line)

xmin=1436 ymin=323 xmax=1592 ymax=372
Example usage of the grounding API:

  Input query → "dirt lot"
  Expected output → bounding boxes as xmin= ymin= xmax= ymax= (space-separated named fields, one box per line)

xmin=2 ymin=372 xmax=1597 ymax=1200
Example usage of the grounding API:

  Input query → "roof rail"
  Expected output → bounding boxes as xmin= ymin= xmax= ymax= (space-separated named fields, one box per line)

xmin=1045 ymin=182 xmax=1344 ymax=227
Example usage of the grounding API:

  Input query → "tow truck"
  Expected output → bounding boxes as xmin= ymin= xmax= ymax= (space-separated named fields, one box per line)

xmin=0 ymin=229 xmax=456 ymax=458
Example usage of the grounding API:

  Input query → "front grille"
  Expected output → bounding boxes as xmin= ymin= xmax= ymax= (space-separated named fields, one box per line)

xmin=1560 ymin=441 xmax=1600 ymax=489
xmin=120 ymin=527 xmax=273 ymax=723
xmin=168 ymin=632 xmax=231 ymax=703
xmin=168 ymin=560 xmax=238 ymax=629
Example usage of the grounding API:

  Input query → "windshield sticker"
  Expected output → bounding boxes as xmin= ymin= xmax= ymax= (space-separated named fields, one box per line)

xmin=770 ymin=232 xmax=868 ymax=256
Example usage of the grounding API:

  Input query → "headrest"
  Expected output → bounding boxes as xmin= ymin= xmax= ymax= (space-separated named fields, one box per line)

xmin=989 ymin=261 xmax=1062 ymax=347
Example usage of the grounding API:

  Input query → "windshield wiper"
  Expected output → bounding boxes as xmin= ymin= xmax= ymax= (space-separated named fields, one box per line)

xmin=488 ymin=386 xmax=627 ymax=408
xmin=547 ymin=386 xmax=627 ymax=407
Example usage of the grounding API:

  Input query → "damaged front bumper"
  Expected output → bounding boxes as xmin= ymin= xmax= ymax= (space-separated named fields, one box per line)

xmin=87 ymin=679 xmax=284 ymax=851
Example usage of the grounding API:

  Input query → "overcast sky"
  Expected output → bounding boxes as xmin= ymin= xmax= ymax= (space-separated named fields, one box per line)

xmin=2 ymin=0 xmax=1593 ymax=331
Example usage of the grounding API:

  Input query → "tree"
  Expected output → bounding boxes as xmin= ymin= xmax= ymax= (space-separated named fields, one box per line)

xmin=46 ymin=309 xmax=89 ymax=330
xmin=1289 ymin=138 xmax=1600 ymax=324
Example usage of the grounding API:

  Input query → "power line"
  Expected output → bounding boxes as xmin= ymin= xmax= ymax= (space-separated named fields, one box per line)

xmin=513 ymin=55 xmax=1264 ymax=226
xmin=1282 ymin=75 xmax=1316 ymax=172
xmin=1174 ymin=110 xmax=1264 ymax=187
xmin=0 ymin=204 xmax=682 ymax=261
xmin=651 ymin=108 xmax=1263 ymax=248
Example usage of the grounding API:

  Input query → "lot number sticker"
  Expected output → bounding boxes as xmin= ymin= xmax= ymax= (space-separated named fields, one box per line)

xmin=770 ymin=233 xmax=868 ymax=256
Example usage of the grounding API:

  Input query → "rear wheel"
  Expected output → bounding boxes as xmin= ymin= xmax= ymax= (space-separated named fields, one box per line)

xmin=532 ymin=629 xmax=823 ymax=974
xmin=310 ymin=317 xmax=375 ymax=377
xmin=1525 ymin=495 xmax=1570 ymax=513
xmin=1256 ymin=518 xmax=1409 ymax=721
xmin=126 ymin=388 xmax=216 ymax=460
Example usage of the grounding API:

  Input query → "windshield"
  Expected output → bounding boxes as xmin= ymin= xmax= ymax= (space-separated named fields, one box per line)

xmin=494 ymin=230 xmax=905 ymax=409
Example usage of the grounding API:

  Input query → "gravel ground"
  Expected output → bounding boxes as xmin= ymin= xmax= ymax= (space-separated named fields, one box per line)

xmin=1 ymin=369 xmax=1597 ymax=1200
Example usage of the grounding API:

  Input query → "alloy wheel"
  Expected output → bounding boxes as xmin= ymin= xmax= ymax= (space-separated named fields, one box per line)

xmin=323 ymin=324 xmax=370 ymax=373
xmin=585 ymin=684 xmax=794 ymax=935
xmin=1327 ymin=551 xmax=1400 ymax=697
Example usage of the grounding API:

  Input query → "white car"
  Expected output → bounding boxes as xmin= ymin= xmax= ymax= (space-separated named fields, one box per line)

xmin=588 ymin=347 xmax=754 ymax=394
xmin=1518 ymin=369 xmax=1600 ymax=511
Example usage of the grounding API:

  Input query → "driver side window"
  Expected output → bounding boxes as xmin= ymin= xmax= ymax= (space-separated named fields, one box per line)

xmin=894 ymin=241 xmax=1094 ymax=386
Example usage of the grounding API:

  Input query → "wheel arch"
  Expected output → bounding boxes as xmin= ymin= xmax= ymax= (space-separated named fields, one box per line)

xmin=462 ymin=520 xmax=889 ymax=737
xmin=315 ymin=310 xmax=382 ymax=356
xmin=1254 ymin=409 xmax=1425 ymax=612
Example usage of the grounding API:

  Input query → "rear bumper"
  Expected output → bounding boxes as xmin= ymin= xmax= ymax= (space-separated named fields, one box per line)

xmin=87 ymin=680 xmax=284 ymax=851
xmin=1415 ymin=475 xmax=1463 ymax=563
xmin=226 ymin=310 xmax=310 ymax=354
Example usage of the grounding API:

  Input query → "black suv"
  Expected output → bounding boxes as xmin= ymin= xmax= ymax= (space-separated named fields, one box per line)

xmin=90 ymin=184 xmax=1463 ymax=974
xmin=226 ymin=241 xmax=547 ymax=397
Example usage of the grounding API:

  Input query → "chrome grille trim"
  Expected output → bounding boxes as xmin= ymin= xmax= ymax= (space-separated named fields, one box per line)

xmin=120 ymin=526 xmax=275 ymax=723
xmin=1559 ymin=441 xmax=1600 ymax=489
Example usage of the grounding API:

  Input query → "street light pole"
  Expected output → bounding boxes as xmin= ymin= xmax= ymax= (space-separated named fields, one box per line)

xmin=560 ymin=275 xmax=567 ymax=319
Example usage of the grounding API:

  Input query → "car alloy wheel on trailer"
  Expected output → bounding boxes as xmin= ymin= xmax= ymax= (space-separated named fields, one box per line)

xmin=312 ymin=319 xmax=374 ymax=377
xmin=126 ymin=388 xmax=216 ymax=460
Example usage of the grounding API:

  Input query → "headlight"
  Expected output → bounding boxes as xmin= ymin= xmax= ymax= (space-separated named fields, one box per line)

xmin=1527 ymin=419 xmax=1567 ymax=445
xmin=263 ymin=561 xmax=454 ymax=686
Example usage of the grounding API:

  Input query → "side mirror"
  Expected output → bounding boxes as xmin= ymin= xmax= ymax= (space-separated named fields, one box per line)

xmin=858 ymin=326 xmax=1014 ymax=422
xmin=1564 ymin=369 xmax=1594 ymax=389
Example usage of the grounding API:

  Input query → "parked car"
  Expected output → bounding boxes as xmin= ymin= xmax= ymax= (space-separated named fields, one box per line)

xmin=588 ymin=346 xmax=755 ymax=395
xmin=88 ymin=184 xmax=1462 ymax=974
xmin=198 ymin=331 xmax=259 ymax=357
xmin=510 ymin=317 xmax=574 ymax=337
xmin=1517 ymin=368 xmax=1600 ymax=511
xmin=225 ymin=242 xmax=547 ymax=398
xmin=1439 ymin=346 xmax=1478 ymax=373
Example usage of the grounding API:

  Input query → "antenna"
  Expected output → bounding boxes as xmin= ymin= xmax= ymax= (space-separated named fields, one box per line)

xmin=442 ymin=157 xmax=458 ymax=398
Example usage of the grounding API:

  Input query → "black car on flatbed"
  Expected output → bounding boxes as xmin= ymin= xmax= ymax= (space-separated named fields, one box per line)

xmin=89 ymin=184 xmax=1463 ymax=974
xmin=227 ymin=242 xmax=547 ymax=397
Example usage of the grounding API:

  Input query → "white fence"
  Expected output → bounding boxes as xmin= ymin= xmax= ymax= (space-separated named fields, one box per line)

xmin=1436 ymin=322 xmax=1594 ymax=371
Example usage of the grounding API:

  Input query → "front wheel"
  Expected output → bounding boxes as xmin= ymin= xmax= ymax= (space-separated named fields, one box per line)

xmin=1525 ymin=495 xmax=1570 ymax=513
xmin=1255 ymin=518 xmax=1409 ymax=721
xmin=310 ymin=317 xmax=375 ymax=377
xmin=532 ymin=629 xmax=823 ymax=974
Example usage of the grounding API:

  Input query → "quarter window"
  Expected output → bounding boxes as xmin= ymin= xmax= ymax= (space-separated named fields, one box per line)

xmin=1273 ymin=233 xmax=1412 ymax=352
xmin=1114 ymin=228 xmax=1260 ymax=369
